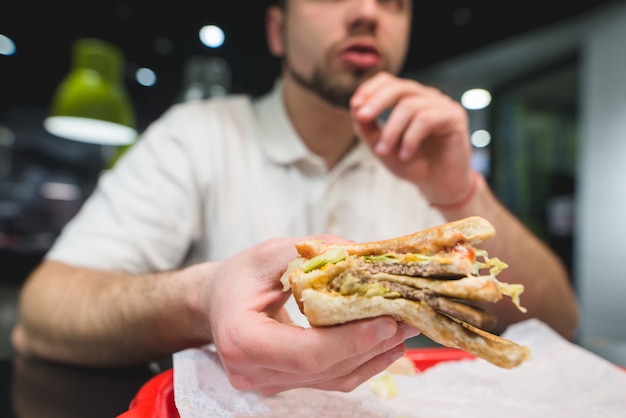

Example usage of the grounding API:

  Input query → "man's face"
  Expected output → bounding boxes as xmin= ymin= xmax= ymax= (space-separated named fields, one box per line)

xmin=275 ymin=0 xmax=412 ymax=108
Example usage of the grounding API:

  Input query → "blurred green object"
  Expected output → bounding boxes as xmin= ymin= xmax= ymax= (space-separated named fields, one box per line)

xmin=44 ymin=38 xmax=137 ymax=146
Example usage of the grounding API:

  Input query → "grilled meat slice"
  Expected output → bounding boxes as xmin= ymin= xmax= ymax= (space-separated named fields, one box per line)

xmin=327 ymin=271 xmax=497 ymax=331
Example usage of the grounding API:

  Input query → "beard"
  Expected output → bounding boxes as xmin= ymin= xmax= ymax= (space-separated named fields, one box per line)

xmin=286 ymin=59 xmax=379 ymax=109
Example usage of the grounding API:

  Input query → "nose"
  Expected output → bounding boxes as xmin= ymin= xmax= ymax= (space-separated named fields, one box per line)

xmin=346 ymin=0 xmax=379 ymax=34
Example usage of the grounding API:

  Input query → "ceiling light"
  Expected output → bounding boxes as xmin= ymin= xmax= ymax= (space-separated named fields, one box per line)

xmin=461 ymin=88 xmax=492 ymax=110
xmin=470 ymin=130 xmax=491 ymax=148
xmin=44 ymin=38 xmax=137 ymax=146
xmin=0 ymin=34 xmax=16 ymax=56
xmin=136 ymin=67 xmax=157 ymax=87
xmin=199 ymin=25 xmax=225 ymax=48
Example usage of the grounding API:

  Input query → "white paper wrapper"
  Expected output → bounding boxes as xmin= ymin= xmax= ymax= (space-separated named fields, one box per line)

xmin=173 ymin=319 xmax=626 ymax=417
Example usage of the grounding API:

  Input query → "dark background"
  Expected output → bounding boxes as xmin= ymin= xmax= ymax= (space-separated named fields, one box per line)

xmin=0 ymin=1 xmax=618 ymax=129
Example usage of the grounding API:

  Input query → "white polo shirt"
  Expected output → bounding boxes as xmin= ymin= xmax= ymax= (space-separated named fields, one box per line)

xmin=46 ymin=79 xmax=444 ymax=324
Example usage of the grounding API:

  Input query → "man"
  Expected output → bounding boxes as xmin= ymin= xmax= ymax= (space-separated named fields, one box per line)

xmin=11 ymin=0 xmax=579 ymax=394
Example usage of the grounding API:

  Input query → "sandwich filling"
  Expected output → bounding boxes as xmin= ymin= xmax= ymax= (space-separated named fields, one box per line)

xmin=284 ymin=244 xmax=525 ymax=332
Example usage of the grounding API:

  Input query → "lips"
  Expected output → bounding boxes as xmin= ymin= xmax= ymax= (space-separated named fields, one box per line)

xmin=338 ymin=39 xmax=381 ymax=69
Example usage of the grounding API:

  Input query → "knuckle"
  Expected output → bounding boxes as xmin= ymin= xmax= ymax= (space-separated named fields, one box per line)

xmin=293 ymin=350 xmax=326 ymax=375
xmin=227 ymin=371 xmax=255 ymax=391
xmin=378 ymin=71 xmax=393 ymax=81
xmin=415 ymin=110 xmax=433 ymax=126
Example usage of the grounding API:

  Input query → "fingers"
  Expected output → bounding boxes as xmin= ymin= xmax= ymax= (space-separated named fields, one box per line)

xmin=268 ymin=317 xmax=417 ymax=373
xmin=254 ymin=235 xmax=352 ymax=267
xmin=259 ymin=343 xmax=409 ymax=394
xmin=351 ymin=71 xmax=405 ymax=118
xmin=350 ymin=72 xmax=467 ymax=162
xmin=211 ymin=235 xmax=423 ymax=394
xmin=219 ymin=315 xmax=420 ymax=394
xmin=376 ymin=97 xmax=423 ymax=159
xmin=209 ymin=234 xmax=356 ymax=327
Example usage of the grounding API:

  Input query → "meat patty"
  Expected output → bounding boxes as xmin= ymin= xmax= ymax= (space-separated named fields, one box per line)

xmin=328 ymin=271 xmax=497 ymax=331
xmin=366 ymin=261 xmax=464 ymax=279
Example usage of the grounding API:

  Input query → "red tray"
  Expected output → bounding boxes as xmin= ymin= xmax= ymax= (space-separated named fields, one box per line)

xmin=117 ymin=347 xmax=475 ymax=418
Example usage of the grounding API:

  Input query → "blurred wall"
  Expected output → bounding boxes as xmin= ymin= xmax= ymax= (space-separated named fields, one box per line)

xmin=577 ymin=2 xmax=626 ymax=351
xmin=405 ymin=1 xmax=626 ymax=363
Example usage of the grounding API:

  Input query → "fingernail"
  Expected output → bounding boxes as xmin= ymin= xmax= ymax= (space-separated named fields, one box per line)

xmin=377 ymin=320 xmax=398 ymax=340
xmin=375 ymin=141 xmax=389 ymax=154
xmin=358 ymin=105 xmax=374 ymax=118
xmin=390 ymin=348 xmax=406 ymax=363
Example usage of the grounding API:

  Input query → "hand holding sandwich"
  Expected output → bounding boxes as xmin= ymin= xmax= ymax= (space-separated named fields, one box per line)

xmin=207 ymin=236 xmax=420 ymax=395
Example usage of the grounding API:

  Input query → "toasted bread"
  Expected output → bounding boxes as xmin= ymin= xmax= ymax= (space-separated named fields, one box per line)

xmin=295 ymin=216 xmax=496 ymax=258
xmin=300 ymin=289 xmax=530 ymax=369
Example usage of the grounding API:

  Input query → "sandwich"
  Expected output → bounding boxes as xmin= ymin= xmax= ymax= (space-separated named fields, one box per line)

xmin=280 ymin=216 xmax=531 ymax=369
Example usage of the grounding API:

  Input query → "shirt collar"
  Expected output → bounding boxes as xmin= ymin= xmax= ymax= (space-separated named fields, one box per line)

xmin=254 ymin=79 xmax=311 ymax=165
xmin=254 ymin=78 xmax=377 ymax=172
